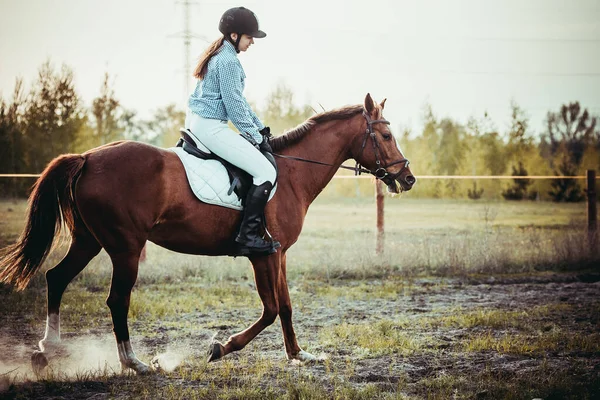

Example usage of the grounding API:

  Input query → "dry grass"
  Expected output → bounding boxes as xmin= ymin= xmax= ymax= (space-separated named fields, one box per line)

xmin=0 ymin=196 xmax=598 ymax=399
xmin=0 ymin=196 xmax=595 ymax=287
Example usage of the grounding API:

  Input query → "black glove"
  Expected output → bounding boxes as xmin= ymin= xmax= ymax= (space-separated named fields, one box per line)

xmin=258 ymin=137 xmax=273 ymax=153
xmin=259 ymin=126 xmax=272 ymax=139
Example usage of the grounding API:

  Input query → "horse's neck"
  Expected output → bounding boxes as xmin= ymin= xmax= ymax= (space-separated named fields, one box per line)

xmin=281 ymin=122 xmax=353 ymax=205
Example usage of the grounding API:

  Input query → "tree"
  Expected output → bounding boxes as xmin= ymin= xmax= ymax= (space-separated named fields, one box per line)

xmin=23 ymin=61 xmax=85 ymax=172
xmin=419 ymin=104 xmax=443 ymax=197
xmin=467 ymin=182 xmax=484 ymax=200
xmin=0 ymin=79 xmax=27 ymax=196
xmin=120 ymin=108 xmax=159 ymax=145
xmin=502 ymin=162 xmax=533 ymax=200
xmin=545 ymin=102 xmax=597 ymax=202
xmin=148 ymin=104 xmax=186 ymax=148
xmin=507 ymin=100 xmax=532 ymax=156
xmin=261 ymin=83 xmax=313 ymax=134
xmin=90 ymin=72 xmax=124 ymax=146
xmin=437 ymin=118 xmax=466 ymax=196
xmin=547 ymin=102 xmax=596 ymax=164
xmin=501 ymin=102 xmax=535 ymax=200
xmin=548 ymin=146 xmax=586 ymax=202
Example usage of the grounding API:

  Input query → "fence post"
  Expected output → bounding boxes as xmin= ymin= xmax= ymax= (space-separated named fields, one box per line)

xmin=376 ymin=180 xmax=384 ymax=255
xmin=588 ymin=170 xmax=597 ymax=253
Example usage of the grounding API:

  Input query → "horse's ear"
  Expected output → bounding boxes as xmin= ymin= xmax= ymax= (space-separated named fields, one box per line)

xmin=380 ymin=98 xmax=387 ymax=110
xmin=364 ymin=93 xmax=375 ymax=115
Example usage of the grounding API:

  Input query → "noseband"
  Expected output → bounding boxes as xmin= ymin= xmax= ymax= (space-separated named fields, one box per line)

xmin=355 ymin=112 xmax=410 ymax=186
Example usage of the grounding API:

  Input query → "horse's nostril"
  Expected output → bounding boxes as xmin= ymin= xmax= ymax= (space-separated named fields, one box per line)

xmin=405 ymin=175 xmax=416 ymax=185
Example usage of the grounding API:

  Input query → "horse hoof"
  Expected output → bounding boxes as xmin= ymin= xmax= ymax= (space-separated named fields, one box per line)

xmin=150 ymin=356 xmax=163 ymax=372
xmin=120 ymin=360 xmax=152 ymax=375
xmin=31 ymin=351 xmax=48 ymax=374
xmin=207 ymin=342 xmax=224 ymax=362
xmin=292 ymin=350 xmax=322 ymax=364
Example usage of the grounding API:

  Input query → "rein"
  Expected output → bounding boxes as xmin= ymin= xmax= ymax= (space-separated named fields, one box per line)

xmin=272 ymin=153 xmax=372 ymax=174
xmin=272 ymin=112 xmax=410 ymax=183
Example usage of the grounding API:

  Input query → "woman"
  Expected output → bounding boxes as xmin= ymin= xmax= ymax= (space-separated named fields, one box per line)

xmin=187 ymin=6 xmax=278 ymax=255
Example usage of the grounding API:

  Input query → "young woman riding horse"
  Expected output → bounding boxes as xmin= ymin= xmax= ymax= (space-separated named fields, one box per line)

xmin=188 ymin=6 xmax=278 ymax=256
xmin=0 ymin=92 xmax=414 ymax=373
xmin=0 ymin=9 xmax=415 ymax=374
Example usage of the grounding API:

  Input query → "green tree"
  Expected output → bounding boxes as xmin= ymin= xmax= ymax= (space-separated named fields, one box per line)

xmin=437 ymin=118 xmax=466 ymax=196
xmin=0 ymin=79 xmax=27 ymax=196
xmin=419 ymin=104 xmax=443 ymax=197
xmin=261 ymin=83 xmax=312 ymax=134
xmin=90 ymin=72 xmax=124 ymax=146
xmin=502 ymin=162 xmax=533 ymax=200
xmin=545 ymin=102 xmax=597 ymax=202
xmin=503 ymin=101 xmax=537 ymax=200
xmin=148 ymin=104 xmax=186 ymax=147
xmin=23 ymin=60 xmax=85 ymax=172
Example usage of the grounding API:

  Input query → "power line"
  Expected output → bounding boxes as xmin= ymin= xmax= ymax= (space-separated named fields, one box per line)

xmin=446 ymin=37 xmax=600 ymax=44
xmin=439 ymin=70 xmax=600 ymax=77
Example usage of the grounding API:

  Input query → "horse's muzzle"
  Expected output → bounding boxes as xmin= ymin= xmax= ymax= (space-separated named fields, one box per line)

xmin=398 ymin=174 xmax=416 ymax=192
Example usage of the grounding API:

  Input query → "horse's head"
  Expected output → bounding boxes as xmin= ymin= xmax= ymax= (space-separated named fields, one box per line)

xmin=351 ymin=93 xmax=415 ymax=193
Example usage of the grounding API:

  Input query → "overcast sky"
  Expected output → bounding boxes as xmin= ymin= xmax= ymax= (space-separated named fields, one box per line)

xmin=1 ymin=0 xmax=599 ymax=137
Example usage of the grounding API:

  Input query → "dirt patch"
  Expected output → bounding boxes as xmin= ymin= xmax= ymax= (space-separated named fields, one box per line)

xmin=1 ymin=273 xmax=599 ymax=399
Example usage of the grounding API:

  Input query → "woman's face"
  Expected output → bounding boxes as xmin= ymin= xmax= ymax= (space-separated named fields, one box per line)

xmin=231 ymin=33 xmax=254 ymax=52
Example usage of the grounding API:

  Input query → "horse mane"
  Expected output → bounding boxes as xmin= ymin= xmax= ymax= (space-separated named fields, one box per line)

xmin=270 ymin=104 xmax=364 ymax=152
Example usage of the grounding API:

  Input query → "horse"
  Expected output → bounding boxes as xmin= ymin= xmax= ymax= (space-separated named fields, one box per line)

xmin=0 ymin=93 xmax=415 ymax=373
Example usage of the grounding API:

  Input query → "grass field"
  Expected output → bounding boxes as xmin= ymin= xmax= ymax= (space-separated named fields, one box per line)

xmin=0 ymin=193 xmax=599 ymax=399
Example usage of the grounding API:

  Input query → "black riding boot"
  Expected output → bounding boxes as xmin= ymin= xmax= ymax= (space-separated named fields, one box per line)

xmin=234 ymin=182 xmax=280 ymax=255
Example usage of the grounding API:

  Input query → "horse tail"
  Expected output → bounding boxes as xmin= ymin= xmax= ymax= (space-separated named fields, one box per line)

xmin=0 ymin=154 xmax=86 ymax=291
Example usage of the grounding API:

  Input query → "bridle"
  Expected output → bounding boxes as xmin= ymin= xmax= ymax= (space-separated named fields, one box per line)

xmin=356 ymin=111 xmax=410 ymax=186
xmin=273 ymin=111 xmax=411 ymax=186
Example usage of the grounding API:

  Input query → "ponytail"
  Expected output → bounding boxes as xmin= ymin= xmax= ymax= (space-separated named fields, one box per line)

xmin=193 ymin=36 xmax=226 ymax=79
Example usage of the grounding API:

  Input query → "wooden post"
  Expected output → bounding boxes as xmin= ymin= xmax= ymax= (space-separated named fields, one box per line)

xmin=376 ymin=180 xmax=384 ymax=255
xmin=588 ymin=170 xmax=597 ymax=253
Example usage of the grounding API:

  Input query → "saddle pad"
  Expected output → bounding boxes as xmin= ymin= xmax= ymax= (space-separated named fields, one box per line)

xmin=169 ymin=147 xmax=276 ymax=211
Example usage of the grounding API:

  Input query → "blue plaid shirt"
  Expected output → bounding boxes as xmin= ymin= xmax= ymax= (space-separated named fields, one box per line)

xmin=188 ymin=40 xmax=264 ymax=144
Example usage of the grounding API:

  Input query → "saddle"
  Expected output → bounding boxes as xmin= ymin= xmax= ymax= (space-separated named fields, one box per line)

xmin=176 ymin=129 xmax=277 ymax=203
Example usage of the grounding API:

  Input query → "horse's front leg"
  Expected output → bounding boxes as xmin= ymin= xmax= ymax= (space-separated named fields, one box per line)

xmin=278 ymin=253 xmax=317 ymax=362
xmin=207 ymin=254 xmax=280 ymax=362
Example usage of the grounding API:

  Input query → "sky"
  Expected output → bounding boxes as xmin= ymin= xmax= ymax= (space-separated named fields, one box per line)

xmin=0 ymin=0 xmax=599 ymax=137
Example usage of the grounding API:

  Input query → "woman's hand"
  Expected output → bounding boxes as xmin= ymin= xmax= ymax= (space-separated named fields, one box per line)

xmin=258 ymin=138 xmax=273 ymax=153
xmin=259 ymin=126 xmax=272 ymax=139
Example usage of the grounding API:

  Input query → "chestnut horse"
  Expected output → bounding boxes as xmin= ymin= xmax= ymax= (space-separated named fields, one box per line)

xmin=0 ymin=94 xmax=414 ymax=373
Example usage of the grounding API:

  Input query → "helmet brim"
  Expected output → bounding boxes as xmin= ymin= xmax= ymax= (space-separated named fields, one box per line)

xmin=249 ymin=30 xmax=267 ymax=38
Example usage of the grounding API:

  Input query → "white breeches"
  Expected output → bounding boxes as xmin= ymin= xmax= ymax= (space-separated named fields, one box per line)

xmin=186 ymin=112 xmax=276 ymax=186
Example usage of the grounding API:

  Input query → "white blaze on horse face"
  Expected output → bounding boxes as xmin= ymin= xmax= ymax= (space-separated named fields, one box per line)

xmin=39 ymin=313 xmax=60 ymax=352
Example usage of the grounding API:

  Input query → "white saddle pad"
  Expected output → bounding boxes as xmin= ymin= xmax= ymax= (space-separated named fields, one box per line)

xmin=169 ymin=147 xmax=276 ymax=211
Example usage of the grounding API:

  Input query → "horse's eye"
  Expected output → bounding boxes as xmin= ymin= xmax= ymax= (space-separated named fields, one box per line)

xmin=382 ymin=133 xmax=392 ymax=140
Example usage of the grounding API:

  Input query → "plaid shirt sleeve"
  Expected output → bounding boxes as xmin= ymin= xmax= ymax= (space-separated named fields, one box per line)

xmin=218 ymin=59 xmax=263 ymax=144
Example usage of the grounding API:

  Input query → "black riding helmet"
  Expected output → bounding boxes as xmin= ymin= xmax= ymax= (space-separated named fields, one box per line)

xmin=219 ymin=7 xmax=266 ymax=51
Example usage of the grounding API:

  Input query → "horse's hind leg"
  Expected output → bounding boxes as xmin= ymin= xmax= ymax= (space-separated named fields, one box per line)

xmin=106 ymin=251 xmax=149 ymax=374
xmin=39 ymin=233 xmax=101 ymax=354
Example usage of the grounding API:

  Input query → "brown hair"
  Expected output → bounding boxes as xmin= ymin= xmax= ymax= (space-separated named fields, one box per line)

xmin=193 ymin=36 xmax=226 ymax=79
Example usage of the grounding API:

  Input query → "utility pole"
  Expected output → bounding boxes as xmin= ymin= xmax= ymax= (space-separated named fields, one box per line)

xmin=171 ymin=1 xmax=207 ymax=102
